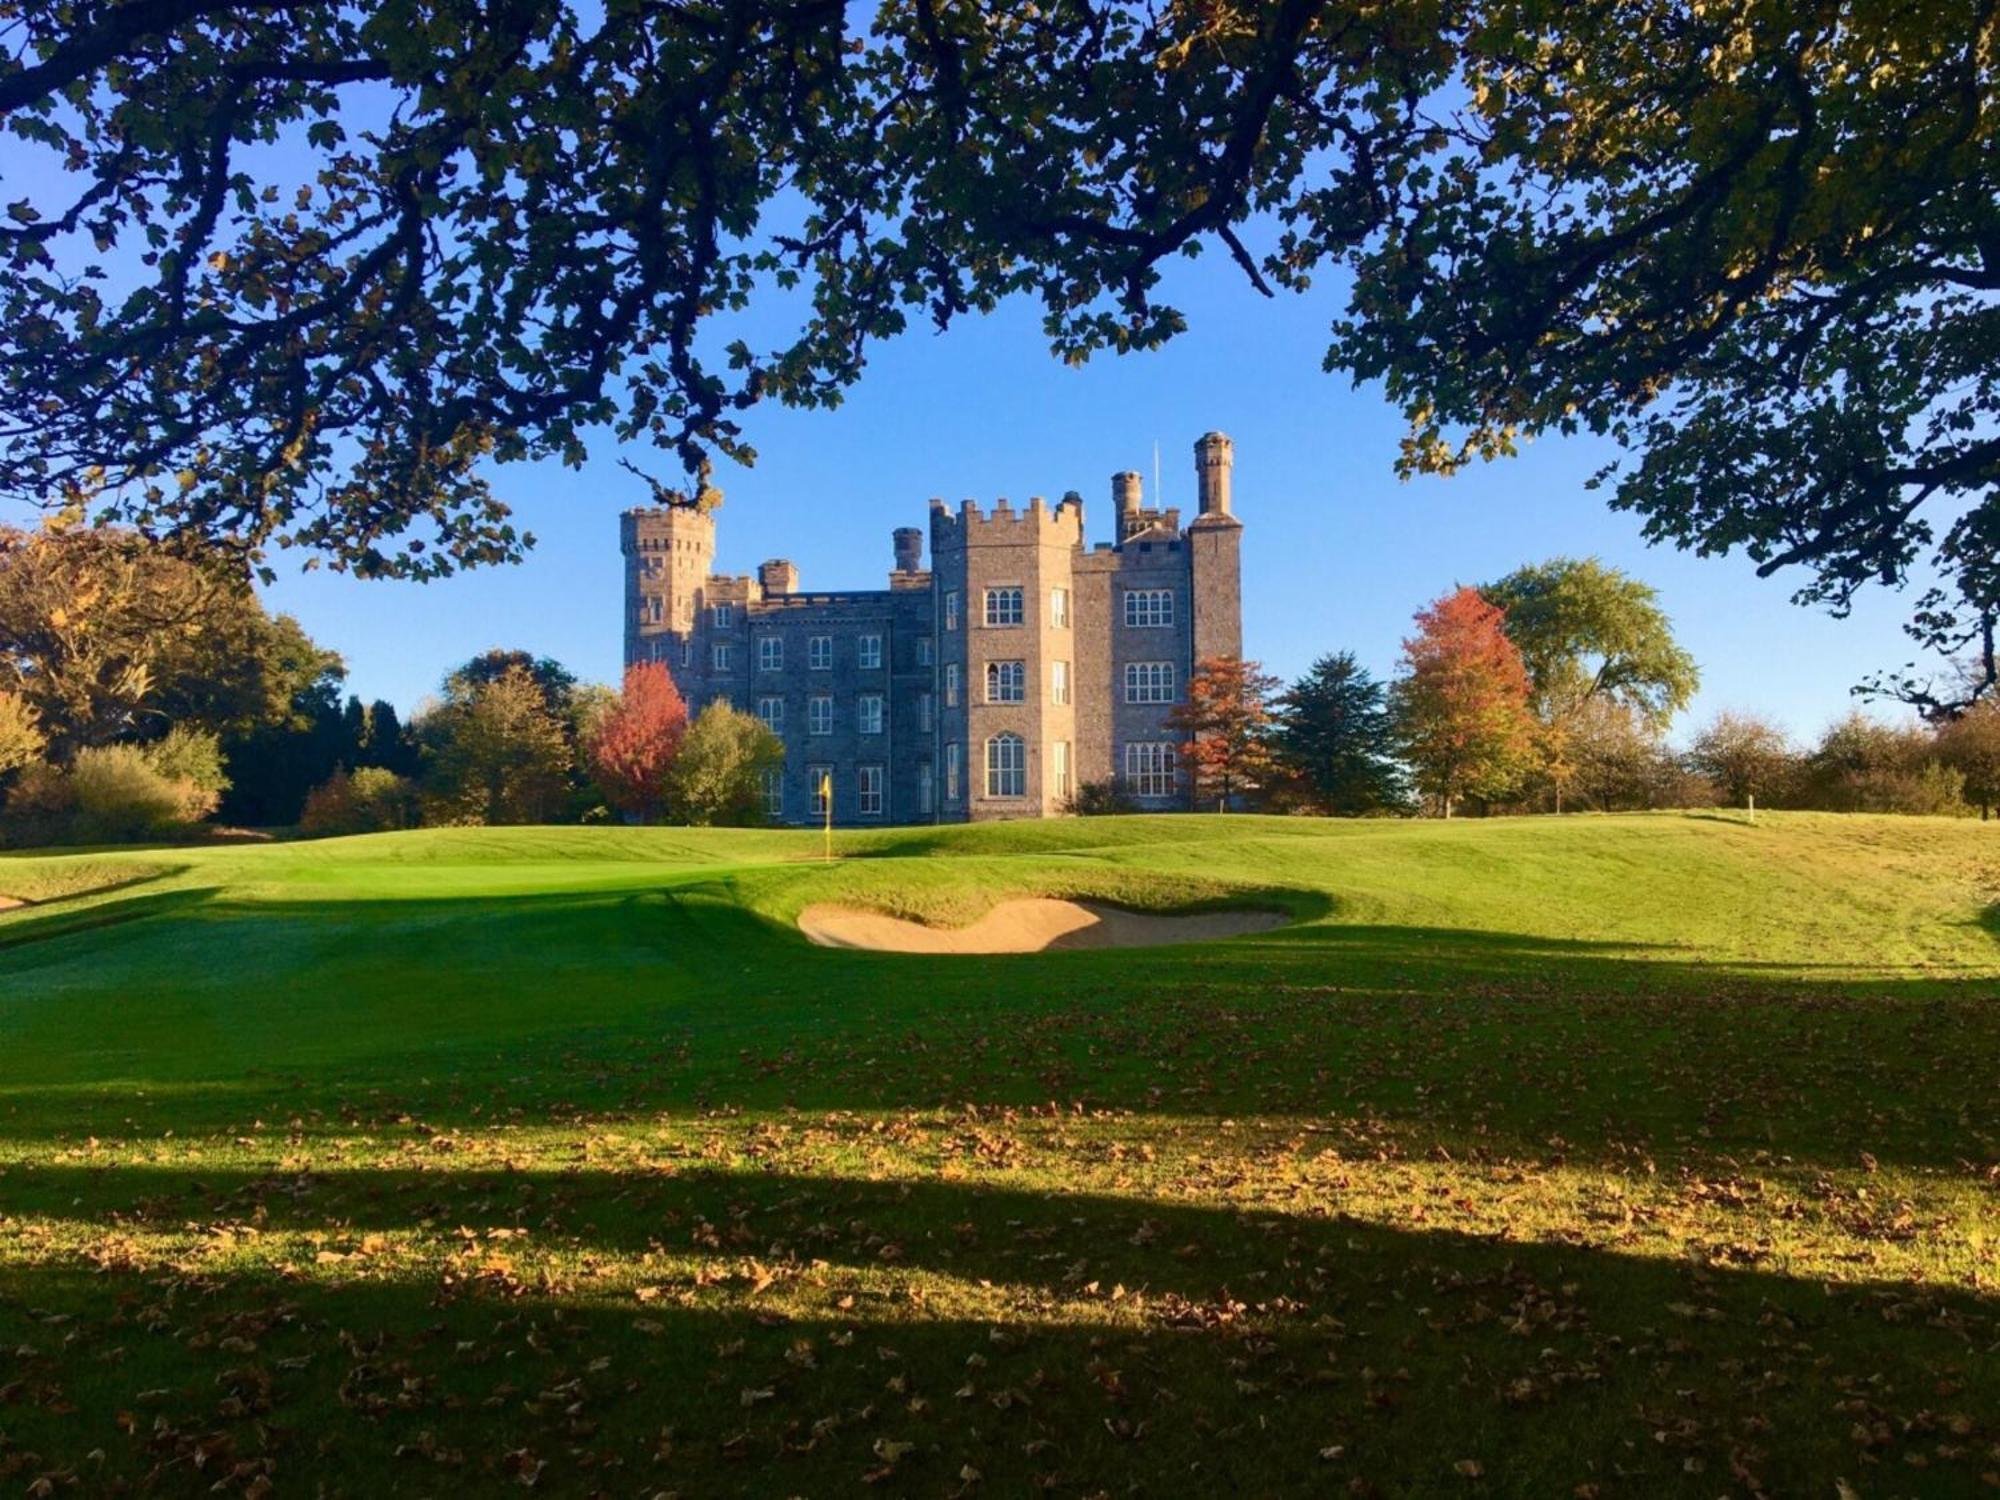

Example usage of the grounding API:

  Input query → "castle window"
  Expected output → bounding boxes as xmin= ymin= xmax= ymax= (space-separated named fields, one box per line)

xmin=1051 ymin=660 xmax=1071 ymax=705
xmin=919 ymin=691 xmax=934 ymax=732
xmin=857 ymin=764 xmax=884 ymax=817
xmin=944 ymin=591 xmax=959 ymax=631
xmin=945 ymin=743 xmax=961 ymax=801
xmin=809 ymin=765 xmax=832 ymax=817
xmin=757 ymin=696 xmax=784 ymax=732
xmin=918 ymin=761 xmax=934 ymax=815
xmin=762 ymin=766 xmax=784 ymax=819
xmin=1052 ymin=740 xmax=1072 ymax=801
xmin=711 ymin=603 xmax=734 ymax=630
xmin=809 ymin=695 xmax=834 ymax=735
xmin=858 ymin=693 xmax=884 ymax=735
xmin=680 ymin=638 xmax=693 ymax=668
xmin=1050 ymin=587 xmax=1070 ymax=628
xmin=758 ymin=636 xmax=783 ymax=672
xmin=945 ymin=664 xmax=960 ymax=708
xmin=712 ymin=642 xmax=733 ymax=672
xmin=984 ymin=586 xmax=1024 ymax=627
xmin=986 ymin=660 xmax=1025 ymax=703
xmin=809 ymin=634 xmax=833 ymax=671
xmin=917 ymin=636 xmax=934 ymax=667
xmin=985 ymin=733 xmax=1026 ymax=798
xmin=1124 ymin=661 xmax=1175 ymax=704
xmin=858 ymin=634 xmax=883 ymax=670
xmin=1123 ymin=588 xmax=1174 ymax=628
xmin=1124 ymin=741 xmax=1178 ymax=798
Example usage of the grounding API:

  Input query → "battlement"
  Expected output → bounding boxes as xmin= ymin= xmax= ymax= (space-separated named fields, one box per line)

xmin=928 ymin=494 xmax=1085 ymax=551
xmin=620 ymin=505 xmax=716 ymax=554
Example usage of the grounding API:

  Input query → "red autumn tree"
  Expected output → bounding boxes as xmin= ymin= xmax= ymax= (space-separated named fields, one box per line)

xmin=1167 ymin=655 xmax=1281 ymax=812
xmin=587 ymin=662 xmax=688 ymax=821
xmin=1393 ymin=587 xmax=1537 ymax=817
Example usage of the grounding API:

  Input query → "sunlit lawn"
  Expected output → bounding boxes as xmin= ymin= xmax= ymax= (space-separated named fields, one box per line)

xmin=1 ymin=813 xmax=1995 ymax=1496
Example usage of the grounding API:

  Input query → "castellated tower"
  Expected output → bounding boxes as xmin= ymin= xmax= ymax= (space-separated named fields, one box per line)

xmin=1188 ymin=430 xmax=1243 ymax=662
xmin=621 ymin=504 xmax=716 ymax=668
xmin=931 ymin=495 xmax=1085 ymax=820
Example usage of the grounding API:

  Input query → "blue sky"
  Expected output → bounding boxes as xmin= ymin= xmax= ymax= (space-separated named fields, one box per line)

xmin=257 ymin=256 xmax=1918 ymax=742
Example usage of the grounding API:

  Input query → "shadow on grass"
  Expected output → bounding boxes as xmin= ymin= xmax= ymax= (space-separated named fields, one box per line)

xmin=0 ymin=1167 xmax=1990 ymax=1496
xmin=0 ymin=881 xmax=1993 ymax=1173
xmin=0 ymin=880 xmax=210 ymax=955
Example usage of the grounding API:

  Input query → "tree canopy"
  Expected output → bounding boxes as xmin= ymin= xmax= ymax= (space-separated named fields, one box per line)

xmin=0 ymin=516 xmax=342 ymax=759
xmin=1481 ymin=559 xmax=1697 ymax=730
xmin=1271 ymin=651 xmax=1406 ymax=814
xmin=3 ymin=1 xmax=1993 ymax=700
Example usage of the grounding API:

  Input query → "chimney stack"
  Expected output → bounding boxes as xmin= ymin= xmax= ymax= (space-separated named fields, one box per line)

xmin=758 ymin=558 xmax=798 ymax=596
xmin=892 ymin=527 xmax=924 ymax=575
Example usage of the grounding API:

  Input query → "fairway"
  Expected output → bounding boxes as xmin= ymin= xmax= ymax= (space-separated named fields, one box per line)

xmin=1 ymin=813 xmax=1996 ymax=1496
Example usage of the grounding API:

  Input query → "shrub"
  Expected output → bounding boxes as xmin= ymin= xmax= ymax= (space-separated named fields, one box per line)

xmin=142 ymin=726 xmax=230 ymax=823
xmin=0 ymin=761 xmax=73 ymax=848
xmin=301 ymin=765 xmax=421 ymax=836
xmin=0 ymin=728 xmax=229 ymax=845
xmin=68 ymin=745 xmax=189 ymax=843
xmin=1066 ymin=779 xmax=1137 ymax=816
xmin=664 ymin=703 xmax=782 ymax=826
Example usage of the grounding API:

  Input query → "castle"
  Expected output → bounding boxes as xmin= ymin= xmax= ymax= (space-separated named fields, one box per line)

xmin=620 ymin=431 xmax=1243 ymax=824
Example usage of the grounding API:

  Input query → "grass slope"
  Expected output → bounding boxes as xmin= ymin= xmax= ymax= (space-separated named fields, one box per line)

xmin=0 ymin=812 xmax=1996 ymax=1497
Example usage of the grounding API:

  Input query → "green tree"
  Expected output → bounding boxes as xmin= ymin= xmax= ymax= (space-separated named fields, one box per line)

xmin=1937 ymin=701 xmax=2000 ymax=820
xmin=1481 ymin=559 xmax=1697 ymax=811
xmin=1686 ymin=712 xmax=1800 ymax=809
xmin=0 ymin=518 xmax=342 ymax=760
xmin=665 ymin=703 xmax=782 ymax=828
xmin=1271 ymin=652 xmax=1406 ymax=815
xmin=1481 ymin=560 xmax=1698 ymax=730
xmin=1801 ymin=712 xmax=1964 ymax=817
xmin=418 ymin=665 xmax=573 ymax=826
xmin=1564 ymin=698 xmax=1692 ymax=813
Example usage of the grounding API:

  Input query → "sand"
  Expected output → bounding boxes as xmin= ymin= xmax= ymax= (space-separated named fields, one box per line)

xmin=797 ymin=897 xmax=1286 ymax=954
xmin=0 ymin=896 xmax=23 ymax=911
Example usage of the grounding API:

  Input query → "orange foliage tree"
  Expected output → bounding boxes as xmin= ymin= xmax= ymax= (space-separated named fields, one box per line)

xmin=1393 ymin=587 xmax=1537 ymax=817
xmin=587 ymin=663 xmax=688 ymax=821
xmin=1167 ymin=655 xmax=1281 ymax=812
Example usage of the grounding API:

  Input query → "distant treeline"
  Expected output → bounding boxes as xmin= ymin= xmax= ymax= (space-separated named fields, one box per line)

xmin=4 ymin=525 xmax=1995 ymax=846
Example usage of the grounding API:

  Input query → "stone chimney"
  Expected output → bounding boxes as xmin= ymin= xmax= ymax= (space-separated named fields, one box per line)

xmin=1194 ymin=431 xmax=1234 ymax=519
xmin=892 ymin=527 xmax=923 ymax=575
xmin=758 ymin=558 xmax=798 ymax=596
xmin=1112 ymin=470 xmax=1142 ymax=542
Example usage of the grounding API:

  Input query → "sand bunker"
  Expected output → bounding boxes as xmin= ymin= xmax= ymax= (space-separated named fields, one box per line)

xmin=0 ymin=896 xmax=23 ymax=911
xmin=798 ymin=897 xmax=1286 ymax=954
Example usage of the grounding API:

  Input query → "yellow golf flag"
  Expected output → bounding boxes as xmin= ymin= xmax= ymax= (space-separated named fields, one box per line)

xmin=820 ymin=771 xmax=833 ymax=861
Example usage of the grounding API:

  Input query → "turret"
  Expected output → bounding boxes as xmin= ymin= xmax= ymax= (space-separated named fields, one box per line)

xmin=1194 ymin=431 xmax=1234 ymax=520
xmin=892 ymin=527 xmax=924 ymax=575
xmin=1112 ymin=470 xmax=1143 ymax=542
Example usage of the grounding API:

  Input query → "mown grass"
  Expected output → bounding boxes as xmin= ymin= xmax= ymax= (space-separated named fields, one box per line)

xmin=0 ymin=811 xmax=1996 ymax=1497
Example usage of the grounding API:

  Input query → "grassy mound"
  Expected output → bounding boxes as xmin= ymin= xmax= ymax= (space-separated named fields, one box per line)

xmin=0 ymin=812 xmax=1995 ymax=1496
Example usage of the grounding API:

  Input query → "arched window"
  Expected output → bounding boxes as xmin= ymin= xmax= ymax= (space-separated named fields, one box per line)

xmin=985 ymin=733 xmax=1026 ymax=798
